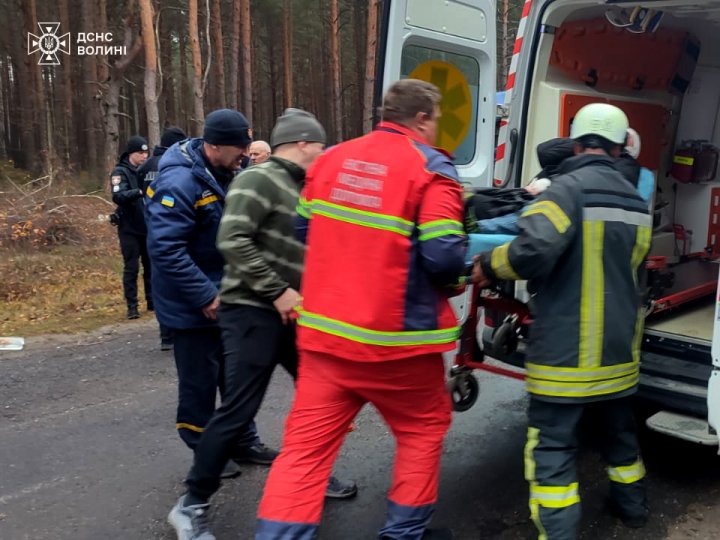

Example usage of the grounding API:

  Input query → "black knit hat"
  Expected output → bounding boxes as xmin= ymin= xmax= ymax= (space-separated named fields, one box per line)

xmin=160 ymin=126 xmax=187 ymax=148
xmin=203 ymin=109 xmax=253 ymax=147
xmin=125 ymin=135 xmax=149 ymax=154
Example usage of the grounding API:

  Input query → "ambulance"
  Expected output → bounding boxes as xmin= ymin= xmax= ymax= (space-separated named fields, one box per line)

xmin=376 ymin=0 xmax=720 ymax=446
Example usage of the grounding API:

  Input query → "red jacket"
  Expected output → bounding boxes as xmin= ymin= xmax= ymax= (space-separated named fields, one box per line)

xmin=295 ymin=122 xmax=467 ymax=361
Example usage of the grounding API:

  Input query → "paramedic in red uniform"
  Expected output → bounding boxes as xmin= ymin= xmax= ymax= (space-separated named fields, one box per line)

xmin=255 ymin=79 xmax=467 ymax=540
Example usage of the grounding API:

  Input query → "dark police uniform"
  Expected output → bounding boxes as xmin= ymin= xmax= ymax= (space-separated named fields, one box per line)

xmin=111 ymin=142 xmax=151 ymax=316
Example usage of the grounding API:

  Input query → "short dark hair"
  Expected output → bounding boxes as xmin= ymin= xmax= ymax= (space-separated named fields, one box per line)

xmin=381 ymin=79 xmax=442 ymax=125
xmin=575 ymin=134 xmax=622 ymax=155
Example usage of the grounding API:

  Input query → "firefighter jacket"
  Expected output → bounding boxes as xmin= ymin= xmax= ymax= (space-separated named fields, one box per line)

xmin=145 ymin=139 xmax=229 ymax=330
xmin=295 ymin=122 xmax=467 ymax=362
xmin=478 ymin=154 xmax=652 ymax=403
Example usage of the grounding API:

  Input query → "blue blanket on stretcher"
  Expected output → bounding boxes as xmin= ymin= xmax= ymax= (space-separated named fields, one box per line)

xmin=466 ymin=234 xmax=516 ymax=265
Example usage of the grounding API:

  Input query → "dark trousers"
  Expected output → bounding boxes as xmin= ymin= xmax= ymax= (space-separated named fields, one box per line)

xmin=118 ymin=231 xmax=151 ymax=309
xmin=173 ymin=326 xmax=260 ymax=451
xmin=525 ymin=396 xmax=647 ymax=540
xmin=186 ymin=303 xmax=298 ymax=500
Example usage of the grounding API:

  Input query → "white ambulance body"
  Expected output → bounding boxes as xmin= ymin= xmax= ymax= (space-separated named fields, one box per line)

xmin=378 ymin=0 xmax=720 ymax=446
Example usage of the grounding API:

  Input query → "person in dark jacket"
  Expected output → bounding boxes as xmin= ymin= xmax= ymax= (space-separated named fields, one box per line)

xmin=145 ymin=110 xmax=276 ymax=482
xmin=137 ymin=127 xmax=187 ymax=350
xmin=473 ymin=103 xmax=651 ymax=539
xmin=111 ymin=135 xmax=150 ymax=320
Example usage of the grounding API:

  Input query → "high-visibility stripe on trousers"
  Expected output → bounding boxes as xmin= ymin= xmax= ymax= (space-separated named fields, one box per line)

xmin=256 ymin=351 xmax=452 ymax=540
xmin=524 ymin=396 xmax=647 ymax=539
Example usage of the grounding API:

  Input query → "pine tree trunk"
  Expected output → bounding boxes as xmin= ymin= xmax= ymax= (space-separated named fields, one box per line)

xmin=139 ymin=0 xmax=160 ymax=146
xmin=178 ymin=20 xmax=190 ymax=129
xmin=81 ymin=0 xmax=101 ymax=173
xmin=240 ymin=0 xmax=253 ymax=123
xmin=57 ymin=0 xmax=75 ymax=165
xmin=363 ymin=0 xmax=380 ymax=133
xmin=352 ymin=0 xmax=366 ymax=138
xmin=24 ymin=0 xmax=51 ymax=176
xmin=189 ymin=0 xmax=205 ymax=134
xmin=330 ymin=0 xmax=342 ymax=143
xmin=161 ymin=9 xmax=177 ymax=126
xmin=0 ymin=59 xmax=6 ymax=161
xmin=229 ymin=0 xmax=241 ymax=110
xmin=210 ymin=0 xmax=226 ymax=109
xmin=283 ymin=0 xmax=293 ymax=108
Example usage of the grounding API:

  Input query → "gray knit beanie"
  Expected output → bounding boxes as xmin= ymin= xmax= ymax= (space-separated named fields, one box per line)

xmin=270 ymin=108 xmax=326 ymax=149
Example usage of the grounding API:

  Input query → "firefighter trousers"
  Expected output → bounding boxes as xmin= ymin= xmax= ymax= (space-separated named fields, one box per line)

xmin=525 ymin=396 xmax=647 ymax=540
xmin=256 ymin=351 xmax=452 ymax=540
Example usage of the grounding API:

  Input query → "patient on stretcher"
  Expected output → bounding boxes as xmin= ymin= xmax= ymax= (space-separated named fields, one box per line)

xmin=465 ymin=131 xmax=654 ymax=264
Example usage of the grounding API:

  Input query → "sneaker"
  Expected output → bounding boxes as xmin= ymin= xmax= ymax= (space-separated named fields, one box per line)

xmin=220 ymin=460 xmax=242 ymax=480
xmin=607 ymin=498 xmax=649 ymax=529
xmin=233 ymin=443 xmax=279 ymax=466
xmin=161 ymin=340 xmax=173 ymax=352
xmin=168 ymin=495 xmax=216 ymax=540
xmin=325 ymin=476 xmax=358 ymax=499
xmin=127 ymin=306 xmax=140 ymax=320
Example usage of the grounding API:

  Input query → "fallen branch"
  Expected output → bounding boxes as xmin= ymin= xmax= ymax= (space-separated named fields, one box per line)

xmin=42 ymin=194 xmax=115 ymax=207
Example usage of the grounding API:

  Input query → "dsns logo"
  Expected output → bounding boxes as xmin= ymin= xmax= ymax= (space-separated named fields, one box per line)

xmin=28 ymin=23 xmax=71 ymax=66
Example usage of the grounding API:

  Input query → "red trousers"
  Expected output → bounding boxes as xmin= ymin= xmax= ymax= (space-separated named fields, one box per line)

xmin=256 ymin=350 xmax=452 ymax=539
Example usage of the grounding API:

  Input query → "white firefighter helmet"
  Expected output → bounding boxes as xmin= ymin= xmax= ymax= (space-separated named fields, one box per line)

xmin=570 ymin=103 xmax=629 ymax=145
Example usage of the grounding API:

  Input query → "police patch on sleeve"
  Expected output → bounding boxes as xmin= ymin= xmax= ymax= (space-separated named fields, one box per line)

xmin=111 ymin=175 xmax=121 ymax=186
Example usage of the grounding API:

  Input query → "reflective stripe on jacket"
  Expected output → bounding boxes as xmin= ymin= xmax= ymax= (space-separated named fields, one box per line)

xmin=296 ymin=122 xmax=467 ymax=361
xmin=479 ymin=154 xmax=652 ymax=402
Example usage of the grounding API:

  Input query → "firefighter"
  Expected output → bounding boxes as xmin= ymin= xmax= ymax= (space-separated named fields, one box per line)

xmin=255 ymin=79 xmax=467 ymax=540
xmin=472 ymin=103 xmax=651 ymax=539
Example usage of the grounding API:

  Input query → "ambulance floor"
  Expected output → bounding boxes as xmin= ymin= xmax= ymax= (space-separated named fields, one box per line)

xmin=645 ymin=298 xmax=715 ymax=342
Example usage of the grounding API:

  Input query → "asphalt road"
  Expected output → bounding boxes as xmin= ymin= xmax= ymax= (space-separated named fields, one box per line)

xmin=1 ymin=320 xmax=719 ymax=540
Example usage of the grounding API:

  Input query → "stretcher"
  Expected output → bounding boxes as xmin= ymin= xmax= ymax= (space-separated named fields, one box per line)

xmin=447 ymin=236 xmax=720 ymax=412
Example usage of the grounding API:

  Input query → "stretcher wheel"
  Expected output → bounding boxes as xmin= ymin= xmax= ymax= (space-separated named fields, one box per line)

xmin=448 ymin=371 xmax=479 ymax=412
xmin=492 ymin=319 xmax=518 ymax=356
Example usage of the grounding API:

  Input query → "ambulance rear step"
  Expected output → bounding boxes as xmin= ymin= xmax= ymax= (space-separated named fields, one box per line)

xmin=646 ymin=410 xmax=718 ymax=446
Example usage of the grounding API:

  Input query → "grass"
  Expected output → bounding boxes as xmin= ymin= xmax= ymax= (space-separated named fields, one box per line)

xmin=0 ymin=245 xmax=151 ymax=337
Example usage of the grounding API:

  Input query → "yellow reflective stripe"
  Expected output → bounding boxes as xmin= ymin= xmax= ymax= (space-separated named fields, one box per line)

xmin=673 ymin=155 xmax=694 ymax=166
xmin=580 ymin=221 xmax=604 ymax=368
xmin=525 ymin=361 xmax=638 ymax=382
xmin=490 ymin=242 xmax=521 ymax=280
xmin=418 ymin=219 xmax=465 ymax=241
xmin=522 ymin=200 xmax=571 ymax=234
xmin=631 ymin=226 xmax=652 ymax=282
xmin=526 ymin=370 xmax=639 ymax=398
xmin=194 ymin=195 xmax=219 ymax=208
xmin=312 ymin=200 xmax=414 ymax=236
xmin=297 ymin=196 xmax=312 ymax=219
xmin=176 ymin=423 xmax=204 ymax=433
xmin=298 ymin=310 xmax=459 ymax=346
xmin=525 ymin=427 xmax=540 ymax=482
xmin=530 ymin=482 xmax=581 ymax=509
xmin=608 ymin=458 xmax=645 ymax=484
xmin=146 ymin=186 xmax=155 ymax=198
xmin=529 ymin=500 xmax=548 ymax=540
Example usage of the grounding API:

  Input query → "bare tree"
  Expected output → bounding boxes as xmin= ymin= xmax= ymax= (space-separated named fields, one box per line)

xmin=101 ymin=1 xmax=143 ymax=176
xmin=240 ymin=0 xmax=253 ymax=123
xmin=363 ymin=0 xmax=380 ymax=133
xmin=329 ymin=0 xmax=342 ymax=142
xmin=189 ymin=0 xmax=205 ymax=134
xmin=283 ymin=0 xmax=293 ymax=108
xmin=210 ymin=0 xmax=226 ymax=108
xmin=139 ymin=0 xmax=160 ymax=146
xmin=229 ymin=0 xmax=242 ymax=110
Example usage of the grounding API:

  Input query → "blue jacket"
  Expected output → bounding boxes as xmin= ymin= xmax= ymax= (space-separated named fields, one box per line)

xmin=145 ymin=139 xmax=227 ymax=329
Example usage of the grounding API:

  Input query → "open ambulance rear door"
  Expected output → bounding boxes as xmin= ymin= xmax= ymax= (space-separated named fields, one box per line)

xmin=710 ymin=270 xmax=720 ymax=450
xmin=376 ymin=0 xmax=497 ymax=188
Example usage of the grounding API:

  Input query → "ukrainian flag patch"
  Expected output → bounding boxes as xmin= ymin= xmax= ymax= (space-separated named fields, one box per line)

xmin=161 ymin=195 xmax=175 ymax=208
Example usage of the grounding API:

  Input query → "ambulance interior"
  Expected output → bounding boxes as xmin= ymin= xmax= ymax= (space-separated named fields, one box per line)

xmin=520 ymin=0 xmax=720 ymax=343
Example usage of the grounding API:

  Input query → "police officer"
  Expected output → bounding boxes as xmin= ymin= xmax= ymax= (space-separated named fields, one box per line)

xmin=111 ymin=135 xmax=150 ymax=320
xmin=145 ymin=109 xmax=277 ymax=487
xmin=472 ymin=103 xmax=651 ymax=539
xmin=137 ymin=127 xmax=187 ymax=350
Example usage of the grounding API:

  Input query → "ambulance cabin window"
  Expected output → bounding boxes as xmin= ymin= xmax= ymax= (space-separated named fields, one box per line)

xmin=400 ymin=45 xmax=479 ymax=166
